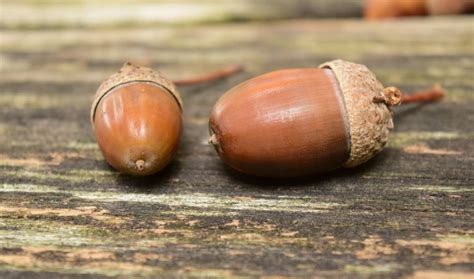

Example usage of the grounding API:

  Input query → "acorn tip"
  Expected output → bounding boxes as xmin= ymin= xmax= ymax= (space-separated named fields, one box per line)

xmin=135 ymin=159 xmax=145 ymax=171
xmin=208 ymin=134 xmax=219 ymax=146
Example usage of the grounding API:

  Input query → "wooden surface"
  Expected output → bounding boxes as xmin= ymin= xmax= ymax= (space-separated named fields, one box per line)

xmin=1 ymin=5 xmax=474 ymax=278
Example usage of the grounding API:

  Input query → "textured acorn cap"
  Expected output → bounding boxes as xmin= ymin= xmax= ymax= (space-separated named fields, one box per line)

xmin=90 ymin=62 xmax=182 ymax=124
xmin=320 ymin=60 xmax=400 ymax=168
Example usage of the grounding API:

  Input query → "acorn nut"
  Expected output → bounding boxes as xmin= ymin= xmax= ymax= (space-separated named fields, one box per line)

xmin=364 ymin=0 xmax=427 ymax=20
xmin=364 ymin=0 xmax=474 ymax=19
xmin=426 ymin=0 xmax=474 ymax=15
xmin=208 ymin=60 xmax=402 ymax=178
xmin=91 ymin=63 xmax=182 ymax=176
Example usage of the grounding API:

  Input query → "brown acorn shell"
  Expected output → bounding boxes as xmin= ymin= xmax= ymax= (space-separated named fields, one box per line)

xmin=209 ymin=68 xmax=350 ymax=177
xmin=90 ymin=62 xmax=182 ymax=125
xmin=364 ymin=0 xmax=427 ymax=19
xmin=93 ymin=82 xmax=182 ymax=176
xmin=90 ymin=63 xmax=182 ymax=176
xmin=320 ymin=60 xmax=394 ymax=168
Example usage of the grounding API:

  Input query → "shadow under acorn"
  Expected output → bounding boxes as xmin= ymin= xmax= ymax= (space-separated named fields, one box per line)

xmin=106 ymin=151 xmax=386 ymax=193
xmin=112 ymin=160 xmax=182 ymax=192
xmin=217 ymin=151 xmax=387 ymax=190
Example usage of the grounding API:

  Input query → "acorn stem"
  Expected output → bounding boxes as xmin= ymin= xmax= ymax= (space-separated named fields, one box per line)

xmin=135 ymin=159 xmax=145 ymax=171
xmin=172 ymin=64 xmax=244 ymax=86
xmin=400 ymin=84 xmax=444 ymax=105
xmin=373 ymin=86 xmax=402 ymax=106
xmin=375 ymin=84 xmax=444 ymax=106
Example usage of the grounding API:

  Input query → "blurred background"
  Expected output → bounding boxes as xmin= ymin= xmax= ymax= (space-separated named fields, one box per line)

xmin=1 ymin=0 xmax=472 ymax=100
xmin=1 ymin=0 xmax=366 ymax=27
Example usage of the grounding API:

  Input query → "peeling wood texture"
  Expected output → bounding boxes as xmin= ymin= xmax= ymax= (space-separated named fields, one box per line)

xmin=1 ymin=2 xmax=474 ymax=277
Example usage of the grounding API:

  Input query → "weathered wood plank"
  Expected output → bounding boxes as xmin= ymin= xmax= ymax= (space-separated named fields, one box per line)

xmin=0 ymin=16 xmax=473 ymax=278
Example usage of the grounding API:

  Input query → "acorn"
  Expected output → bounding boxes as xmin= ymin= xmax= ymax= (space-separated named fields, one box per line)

xmin=91 ymin=62 xmax=182 ymax=176
xmin=364 ymin=0 xmax=428 ymax=20
xmin=208 ymin=60 xmax=443 ymax=178
xmin=426 ymin=0 xmax=474 ymax=15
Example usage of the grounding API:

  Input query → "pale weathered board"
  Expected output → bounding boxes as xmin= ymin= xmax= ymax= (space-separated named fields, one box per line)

xmin=0 ymin=10 xmax=473 ymax=279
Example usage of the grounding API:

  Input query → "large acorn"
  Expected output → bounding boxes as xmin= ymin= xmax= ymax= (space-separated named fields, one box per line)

xmin=208 ymin=60 xmax=442 ymax=178
xmin=91 ymin=63 xmax=182 ymax=176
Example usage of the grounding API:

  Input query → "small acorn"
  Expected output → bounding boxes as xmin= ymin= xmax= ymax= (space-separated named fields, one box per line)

xmin=91 ymin=63 xmax=182 ymax=176
xmin=364 ymin=0 xmax=473 ymax=19
xmin=364 ymin=0 xmax=427 ymax=20
xmin=209 ymin=60 xmax=442 ymax=178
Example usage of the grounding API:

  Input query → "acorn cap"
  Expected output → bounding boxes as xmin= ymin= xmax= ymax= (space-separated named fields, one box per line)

xmin=90 ymin=62 xmax=182 ymax=125
xmin=320 ymin=60 xmax=400 ymax=168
